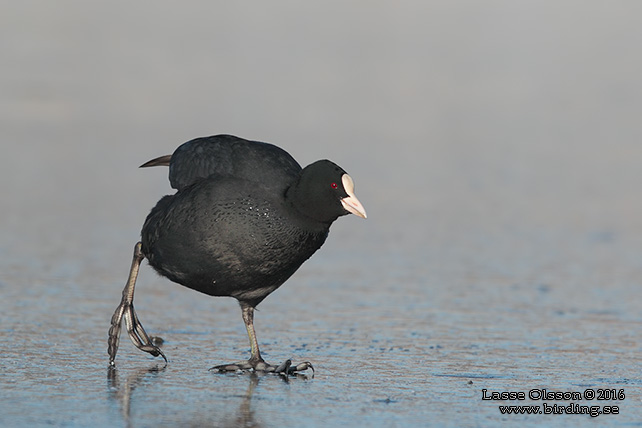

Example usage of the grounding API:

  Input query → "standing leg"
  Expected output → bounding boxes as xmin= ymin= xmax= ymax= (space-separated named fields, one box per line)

xmin=211 ymin=302 xmax=313 ymax=375
xmin=108 ymin=242 xmax=166 ymax=365
xmin=242 ymin=305 xmax=261 ymax=363
xmin=242 ymin=303 xmax=269 ymax=370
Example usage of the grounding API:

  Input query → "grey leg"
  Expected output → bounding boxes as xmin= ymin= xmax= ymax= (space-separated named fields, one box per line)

xmin=108 ymin=242 xmax=166 ymax=365
xmin=210 ymin=303 xmax=313 ymax=375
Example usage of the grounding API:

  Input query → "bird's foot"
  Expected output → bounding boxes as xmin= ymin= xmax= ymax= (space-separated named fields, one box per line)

xmin=209 ymin=358 xmax=313 ymax=375
xmin=108 ymin=300 xmax=167 ymax=365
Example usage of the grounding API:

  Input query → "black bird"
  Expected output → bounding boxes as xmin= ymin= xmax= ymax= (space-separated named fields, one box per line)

xmin=108 ymin=134 xmax=366 ymax=374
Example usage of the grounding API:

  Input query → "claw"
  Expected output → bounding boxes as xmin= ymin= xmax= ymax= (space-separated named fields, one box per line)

xmin=289 ymin=361 xmax=314 ymax=375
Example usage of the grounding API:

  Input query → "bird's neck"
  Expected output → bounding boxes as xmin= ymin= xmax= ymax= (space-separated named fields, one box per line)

xmin=285 ymin=184 xmax=336 ymax=227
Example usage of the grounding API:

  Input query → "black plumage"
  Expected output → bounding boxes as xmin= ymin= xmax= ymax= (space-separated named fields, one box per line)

xmin=108 ymin=134 xmax=366 ymax=374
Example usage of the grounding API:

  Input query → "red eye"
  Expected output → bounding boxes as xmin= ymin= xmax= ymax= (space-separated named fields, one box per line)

xmin=330 ymin=182 xmax=338 ymax=189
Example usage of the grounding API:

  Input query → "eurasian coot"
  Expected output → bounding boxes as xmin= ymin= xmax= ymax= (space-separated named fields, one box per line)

xmin=108 ymin=134 xmax=366 ymax=374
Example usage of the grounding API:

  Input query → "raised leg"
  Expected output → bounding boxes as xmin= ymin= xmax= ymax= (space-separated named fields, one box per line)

xmin=108 ymin=242 xmax=167 ymax=365
xmin=210 ymin=303 xmax=313 ymax=375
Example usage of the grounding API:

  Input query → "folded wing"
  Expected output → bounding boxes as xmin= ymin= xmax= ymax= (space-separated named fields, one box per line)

xmin=141 ymin=134 xmax=302 ymax=192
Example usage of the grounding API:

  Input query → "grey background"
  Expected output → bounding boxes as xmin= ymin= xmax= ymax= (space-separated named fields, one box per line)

xmin=1 ymin=1 xmax=641 ymax=426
